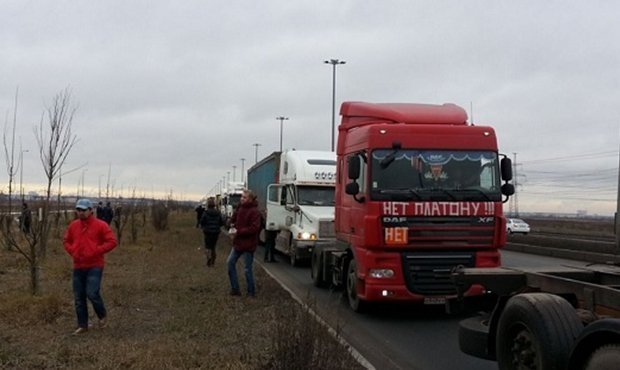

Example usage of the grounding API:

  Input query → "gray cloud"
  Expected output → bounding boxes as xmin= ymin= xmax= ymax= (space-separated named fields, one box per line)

xmin=1 ymin=0 xmax=618 ymax=215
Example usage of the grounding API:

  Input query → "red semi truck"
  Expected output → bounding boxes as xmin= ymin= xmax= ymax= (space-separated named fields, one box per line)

xmin=311 ymin=101 xmax=514 ymax=311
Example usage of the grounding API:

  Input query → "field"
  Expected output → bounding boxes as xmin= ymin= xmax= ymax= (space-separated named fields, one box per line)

xmin=0 ymin=210 xmax=362 ymax=369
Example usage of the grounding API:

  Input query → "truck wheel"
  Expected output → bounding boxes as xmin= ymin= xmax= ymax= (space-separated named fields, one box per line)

xmin=584 ymin=344 xmax=620 ymax=370
xmin=311 ymin=251 xmax=326 ymax=288
xmin=496 ymin=293 xmax=583 ymax=370
xmin=290 ymin=249 xmax=299 ymax=267
xmin=346 ymin=259 xmax=366 ymax=313
xmin=459 ymin=315 xmax=494 ymax=361
xmin=289 ymin=236 xmax=300 ymax=267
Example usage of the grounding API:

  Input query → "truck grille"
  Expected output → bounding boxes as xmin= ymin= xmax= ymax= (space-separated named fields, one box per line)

xmin=402 ymin=252 xmax=475 ymax=295
xmin=384 ymin=216 xmax=496 ymax=248
xmin=319 ymin=220 xmax=335 ymax=238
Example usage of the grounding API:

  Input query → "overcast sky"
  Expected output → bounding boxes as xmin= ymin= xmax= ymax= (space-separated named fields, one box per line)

xmin=1 ymin=0 xmax=618 ymax=215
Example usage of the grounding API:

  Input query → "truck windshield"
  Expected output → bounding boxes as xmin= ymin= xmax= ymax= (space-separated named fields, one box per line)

xmin=297 ymin=186 xmax=335 ymax=206
xmin=370 ymin=149 xmax=501 ymax=201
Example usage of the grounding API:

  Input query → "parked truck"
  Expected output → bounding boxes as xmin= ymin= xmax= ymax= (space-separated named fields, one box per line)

xmin=451 ymin=264 xmax=620 ymax=369
xmin=246 ymin=150 xmax=337 ymax=266
xmin=220 ymin=181 xmax=245 ymax=226
xmin=310 ymin=101 xmax=515 ymax=312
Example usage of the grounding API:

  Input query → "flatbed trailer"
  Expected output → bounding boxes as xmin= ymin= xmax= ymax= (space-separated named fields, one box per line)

xmin=450 ymin=264 xmax=620 ymax=369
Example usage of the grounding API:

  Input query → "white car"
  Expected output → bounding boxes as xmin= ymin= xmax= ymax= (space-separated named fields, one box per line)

xmin=506 ymin=218 xmax=530 ymax=234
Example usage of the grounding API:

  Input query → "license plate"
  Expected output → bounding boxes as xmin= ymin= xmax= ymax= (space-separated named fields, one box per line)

xmin=424 ymin=297 xmax=446 ymax=305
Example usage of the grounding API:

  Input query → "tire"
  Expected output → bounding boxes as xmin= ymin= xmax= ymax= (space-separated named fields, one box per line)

xmin=311 ymin=250 xmax=326 ymax=288
xmin=459 ymin=315 xmax=494 ymax=361
xmin=289 ymin=236 xmax=299 ymax=267
xmin=584 ymin=344 xmax=620 ymax=370
xmin=345 ymin=259 xmax=367 ymax=313
xmin=290 ymin=249 xmax=299 ymax=267
xmin=496 ymin=293 xmax=583 ymax=370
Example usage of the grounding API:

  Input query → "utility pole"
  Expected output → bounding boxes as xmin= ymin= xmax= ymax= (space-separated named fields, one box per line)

xmin=513 ymin=152 xmax=519 ymax=217
xmin=615 ymin=146 xmax=620 ymax=254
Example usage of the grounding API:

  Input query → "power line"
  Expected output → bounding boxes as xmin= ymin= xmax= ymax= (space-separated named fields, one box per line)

xmin=521 ymin=150 xmax=618 ymax=165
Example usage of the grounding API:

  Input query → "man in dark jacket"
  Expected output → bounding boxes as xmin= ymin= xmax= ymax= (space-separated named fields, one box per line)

xmin=226 ymin=190 xmax=261 ymax=297
xmin=199 ymin=198 xmax=224 ymax=266
xmin=195 ymin=203 xmax=205 ymax=228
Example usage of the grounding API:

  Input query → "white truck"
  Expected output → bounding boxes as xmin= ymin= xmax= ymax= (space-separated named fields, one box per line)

xmin=246 ymin=150 xmax=336 ymax=266
xmin=220 ymin=181 xmax=245 ymax=226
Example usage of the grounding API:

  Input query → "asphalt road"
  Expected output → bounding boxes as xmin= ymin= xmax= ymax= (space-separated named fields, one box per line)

xmin=256 ymin=248 xmax=591 ymax=370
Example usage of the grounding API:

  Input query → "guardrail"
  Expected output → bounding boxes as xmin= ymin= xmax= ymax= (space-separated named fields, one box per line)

xmin=504 ymin=242 xmax=620 ymax=264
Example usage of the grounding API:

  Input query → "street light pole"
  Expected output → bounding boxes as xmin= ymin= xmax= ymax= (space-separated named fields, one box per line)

xmin=81 ymin=169 xmax=88 ymax=197
xmin=276 ymin=116 xmax=289 ymax=152
xmin=19 ymin=148 xmax=29 ymax=203
xmin=240 ymin=158 xmax=246 ymax=183
xmin=252 ymin=143 xmax=261 ymax=164
xmin=232 ymin=165 xmax=237 ymax=182
xmin=324 ymin=58 xmax=346 ymax=152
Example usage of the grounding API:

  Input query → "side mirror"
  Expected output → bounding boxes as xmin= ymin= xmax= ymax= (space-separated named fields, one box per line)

xmin=345 ymin=182 xmax=359 ymax=195
xmin=348 ymin=156 xmax=360 ymax=180
xmin=501 ymin=157 xmax=513 ymax=181
xmin=501 ymin=183 xmax=515 ymax=196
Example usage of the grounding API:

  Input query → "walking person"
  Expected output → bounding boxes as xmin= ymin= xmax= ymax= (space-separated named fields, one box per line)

xmin=263 ymin=230 xmax=277 ymax=263
xmin=102 ymin=201 xmax=114 ymax=225
xmin=199 ymin=198 xmax=224 ymax=266
xmin=19 ymin=202 xmax=32 ymax=234
xmin=227 ymin=190 xmax=261 ymax=297
xmin=195 ymin=203 xmax=205 ymax=228
xmin=63 ymin=199 xmax=118 ymax=335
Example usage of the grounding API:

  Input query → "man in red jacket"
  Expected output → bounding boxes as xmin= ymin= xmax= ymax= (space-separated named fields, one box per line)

xmin=63 ymin=199 xmax=118 ymax=335
xmin=227 ymin=190 xmax=261 ymax=297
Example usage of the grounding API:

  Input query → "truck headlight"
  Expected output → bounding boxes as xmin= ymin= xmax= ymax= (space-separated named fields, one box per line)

xmin=297 ymin=232 xmax=317 ymax=240
xmin=369 ymin=269 xmax=395 ymax=279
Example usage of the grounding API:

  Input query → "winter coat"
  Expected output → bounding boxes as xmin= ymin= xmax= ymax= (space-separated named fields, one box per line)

xmin=63 ymin=215 xmax=118 ymax=269
xmin=230 ymin=199 xmax=261 ymax=252
xmin=200 ymin=208 xmax=223 ymax=234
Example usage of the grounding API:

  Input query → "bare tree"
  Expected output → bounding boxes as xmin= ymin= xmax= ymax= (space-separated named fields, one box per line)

xmin=0 ymin=87 xmax=77 ymax=295
xmin=2 ymin=88 xmax=19 ymax=244
xmin=34 ymin=87 xmax=78 ymax=258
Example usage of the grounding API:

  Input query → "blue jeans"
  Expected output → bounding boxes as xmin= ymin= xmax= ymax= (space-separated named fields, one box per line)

xmin=227 ymin=249 xmax=255 ymax=296
xmin=72 ymin=267 xmax=106 ymax=328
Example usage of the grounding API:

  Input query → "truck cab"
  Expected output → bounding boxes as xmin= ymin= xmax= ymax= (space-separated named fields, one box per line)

xmin=312 ymin=102 xmax=514 ymax=311
xmin=221 ymin=181 xmax=245 ymax=225
xmin=266 ymin=150 xmax=336 ymax=265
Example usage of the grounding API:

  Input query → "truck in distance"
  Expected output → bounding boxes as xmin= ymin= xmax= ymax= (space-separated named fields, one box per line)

xmin=247 ymin=150 xmax=336 ymax=266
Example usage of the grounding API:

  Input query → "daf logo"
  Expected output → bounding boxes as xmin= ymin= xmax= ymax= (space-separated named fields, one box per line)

xmin=478 ymin=217 xmax=494 ymax=223
xmin=383 ymin=216 xmax=408 ymax=223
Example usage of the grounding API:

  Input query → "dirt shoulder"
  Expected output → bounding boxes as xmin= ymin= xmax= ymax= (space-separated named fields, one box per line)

xmin=0 ymin=211 xmax=362 ymax=369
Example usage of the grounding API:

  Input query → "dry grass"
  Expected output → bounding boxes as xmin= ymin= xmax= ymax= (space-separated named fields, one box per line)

xmin=0 ymin=210 xmax=363 ymax=369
